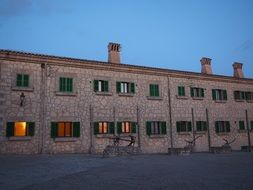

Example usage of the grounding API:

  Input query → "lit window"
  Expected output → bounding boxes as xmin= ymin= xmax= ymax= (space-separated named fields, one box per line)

xmin=122 ymin=122 xmax=131 ymax=133
xmin=99 ymin=122 xmax=108 ymax=134
xmin=14 ymin=122 xmax=27 ymax=136
xmin=58 ymin=122 xmax=72 ymax=137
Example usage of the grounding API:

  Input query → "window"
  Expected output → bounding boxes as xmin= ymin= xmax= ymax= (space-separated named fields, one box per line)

xmin=239 ymin=121 xmax=245 ymax=130
xmin=149 ymin=84 xmax=159 ymax=97
xmin=215 ymin=121 xmax=230 ymax=133
xmin=176 ymin=121 xmax=192 ymax=132
xmin=191 ymin=87 xmax=204 ymax=98
xmin=94 ymin=80 xmax=109 ymax=92
xmin=234 ymin=91 xmax=245 ymax=101
xmin=146 ymin=121 xmax=166 ymax=135
xmin=16 ymin=74 xmax=29 ymax=87
xmin=117 ymin=122 xmax=137 ymax=134
xmin=6 ymin=122 xmax=35 ymax=137
xmin=245 ymin=92 xmax=253 ymax=101
xmin=196 ymin=121 xmax=207 ymax=131
xmin=51 ymin=122 xmax=80 ymax=138
xmin=94 ymin=122 xmax=114 ymax=134
xmin=212 ymin=89 xmax=227 ymax=101
xmin=59 ymin=77 xmax=73 ymax=92
xmin=116 ymin=82 xmax=135 ymax=94
xmin=178 ymin=86 xmax=185 ymax=96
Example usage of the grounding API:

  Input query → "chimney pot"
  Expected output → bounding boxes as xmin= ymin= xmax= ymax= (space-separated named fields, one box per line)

xmin=108 ymin=42 xmax=121 ymax=63
xmin=200 ymin=57 xmax=212 ymax=74
xmin=233 ymin=62 xmax=244 ymax=78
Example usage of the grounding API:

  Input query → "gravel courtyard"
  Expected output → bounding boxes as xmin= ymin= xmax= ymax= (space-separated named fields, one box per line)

xmin=0 ymin=152 xmax=253 ymax=190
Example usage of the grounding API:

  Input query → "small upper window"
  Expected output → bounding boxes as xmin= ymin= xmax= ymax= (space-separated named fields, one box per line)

xmin=149 ymin=84 xmax=159 ymax=97
xmin=59 ymin=77 xmax=73 ymax=92
xmin=116 ymin=82 xmax=135 ymax=94
xmin=178 ymin=86 xmax=185 ymax=96
xmin=94 ymin=80 xmax=109 ymax=92
xmin=212 ymin=89 xmax=227 ymax=101
xmin=16 ymin=74 xmax=29 ymax=87
xmin=191 ymin=87 xmax=204 ymax=98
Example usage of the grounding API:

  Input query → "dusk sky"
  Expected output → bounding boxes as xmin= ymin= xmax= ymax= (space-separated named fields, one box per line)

xmin=0 ymin=0 xmax=253 ymax=78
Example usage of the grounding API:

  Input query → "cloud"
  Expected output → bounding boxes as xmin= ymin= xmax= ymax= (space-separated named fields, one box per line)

xmin=0 ymin=0 xmax=32 ymax=17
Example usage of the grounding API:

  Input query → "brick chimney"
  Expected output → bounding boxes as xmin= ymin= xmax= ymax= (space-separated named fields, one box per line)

xmin=108 ymin=42 xmax=121 ymax=63
xmin=200 ymin=57 xmax=212 ymax=74
xmin=233 ymin=62 xmax=244 ymax=78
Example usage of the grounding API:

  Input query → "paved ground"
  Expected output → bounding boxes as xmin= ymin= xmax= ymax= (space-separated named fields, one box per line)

xmin=0 ymin=152 xmax=253 ymax=190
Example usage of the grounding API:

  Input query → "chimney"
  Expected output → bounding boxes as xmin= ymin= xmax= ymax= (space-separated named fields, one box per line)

xmin=200 ymin=57 xmax=212 ymax=74
xmin=233 ymin=62 xmax=244 ymax=78
xmin=108 ymin=42 xmax=121 ymax=63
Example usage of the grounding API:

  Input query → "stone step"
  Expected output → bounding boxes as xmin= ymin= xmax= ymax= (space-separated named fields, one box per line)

xmin=103 ymin=146 xmax=141 ymax=157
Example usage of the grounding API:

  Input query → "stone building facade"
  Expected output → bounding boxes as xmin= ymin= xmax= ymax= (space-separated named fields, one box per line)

xmin=0 ymin=43 xmax=253 ymax=154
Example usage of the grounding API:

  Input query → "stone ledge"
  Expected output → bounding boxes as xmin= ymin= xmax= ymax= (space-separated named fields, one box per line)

xmin=246 ymin=100 xmax=253 ymax=103
xmin=54 ymin=137 xmax=78 ymax=142
xmin=148 ymin=134 xmax=166 ymax=138
xmin=103 ymin=145 xmax=141 ymax=157
xmin=146 ymin=96 xmax=163 ymax=100
xmin=192 ymin=97 xmax=204 ymax=100
xmin=176 ymin=95 xmax=188 ymax=100
xmin=195 ymin=131 xmax=207 ymax=134
xmin=118 ymin=93 xmax=134 ymax=97
xmin=214 ymin=100 xmax=227 ymax=103
xmin=11 ymin=86 xmax=34 ymax=92
xmin=8 ymin=136 xmax=32 ymax=141
xmin=95 ymin=134 xmax=114 ymax=138
xmin=177 ymin=132 xmax=191 ymax=135
xmin=210 ymin=146 xmax=232 ymax=153
xmin=95 ymin=92 xmax=113 ymax=96
xmin=55 ymin=91 xmax=77 ymax=96
xmin=216 ymin=132 xmax=230 ymax=135
xmin=234 ymin=99 xmax=245 ymax=102
xmin=238 ymin=129 xmax=247 ymax=133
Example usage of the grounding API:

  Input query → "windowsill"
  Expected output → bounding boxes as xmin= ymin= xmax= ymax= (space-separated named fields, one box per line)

xmin=95 ymin=92 xmax=113 ymax=96
xmin=146 ymin=96 xmax=163 ymax=100
xmin=8 ymin=136 xmax=32 ymax=141
xmin=95 ymin=134 xmax=115 ymax=138
xmin=192 ymin=97 xmax=204 ymax=100
xmin=216 ymin=132 xmax=230 ymax=135
xmin=176 ymin=95 xmax=188 ymax=99
xmin=246 ymin=100 xmax=253 ymax=103
xmin=149 ymin=134 xmax=166 ymax=138
xmin=195 ymin=131 xmax=207 ymax=134
xmin=118 ymin=93 xmax=134 ymax=97
xmin=54 ymin=137 xmax=78 ymax=142
xmin=119 ymin=133 xmax=136 ymax=137
xmin=11 ymin=86 xmax=34 ymax=92
xmin=177 ymin=132 xmax=191 ymax=135
xmin=235 ymin=99 xmax=245 ymax=102
xmin=238 ymin=129 xmax=247 ymax=133
xmin=55 ymin=91 xmax=77 ymax=96
xmin=214 ymin=100 xmax=227 ymax=103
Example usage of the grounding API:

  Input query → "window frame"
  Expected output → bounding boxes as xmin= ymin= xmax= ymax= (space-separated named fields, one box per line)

xmin=177 ymin=86 xmax=185 ymax=97
xmin=16 ymin=74 xmax=29 ymax=87
xmin=116 ymin=81 xmax=135 ymax=94
xmin=196 ymin=121 xmax=207 ymax=132
xmin=149 ymin=84 xmax=160 ymax=97
xmin=190 ymin=87 xmax=204 ymax=98
xmin=215 ymin=121 xmax=230 ymax=133
xmin=59 ymin=77 xmax=73 ymax=92
xmin=176 ymin=121 xmax=192 ymax=133
xmin=212 ymin=89 xmax=227 ymax=101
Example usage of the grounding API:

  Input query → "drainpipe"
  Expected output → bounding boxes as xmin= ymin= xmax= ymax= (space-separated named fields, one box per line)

xmin=167 ymin=76 xmax=173 ymax=148
xmin=89 ymin=104 xmax=93 ymax=153
xmin=191 ymin=108 xmax=195 ymax=146
xmin=245 ymin=110 xmax=251 ymax=152
xmin=206 ymin=108 xmax=211 ymax=152
xmin=137 ymin=105 xmax=141 ymax=149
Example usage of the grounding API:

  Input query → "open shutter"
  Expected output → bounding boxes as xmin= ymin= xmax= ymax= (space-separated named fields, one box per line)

xmin=6 ymin=122 xmax=14 ymax=137
xmin=23 ymin=75 xmax=29 ymax=87
xmin=176 ymin=122 xmax=180 ymax=132
xmin=116 ymin=82 xmax=121 ymax=93
xmin=212 ymin=89 xmax=216 ymax=100
xmin=182 ymin=87 xmax=185 ymax=96
xmin=16 ymin=74 xmax=22 ymax=87
xmin=215 ymin=121 xmax=219 ymax=133
xmin=201 ymin=88 xmax=204 ymax=97
xmin=226 ymin=121 xmax=230 ymax=132
xmin=146 ymin=121 xmax=151 ymax=136
xmin=109 ymin=122 xmax=114 ymax=134
xmin=155 ymin=85 xmax=159 ymax=96
xmin=117 ymin=122 xmax=122 ymax=134
xmin=203 ymin=121 xmax=207 ymax=131
xmin=187 ymin=122 xmax=192 ymax=132
xmin=161 ymin=122 xmax=167 ymax=134
xmin=73 ymin=122 xmax=80 ymax=137
xmin=104 ymin=81 xmax=109 ymax=92
xmin=178 ymin=86 xmax=181 ymax=96
xmin=27 ymin=122 xmax=35 ymax=136
xmin=51 ymin=122 xmax=58 ymax=138
xmin=131 ymin=122 xmax=137 ymax=133
xmin=93 ymin=122 xmax=99 ymax=135
xmin=130 ymin=83 xmax=135 ymax=93
xmin=190 ymin=88 xmax=194 ymax=97
xmin=223 ymin=90 xmax=227 ymax=100
xmin=94 ymin=80 xmax=99 ymax=92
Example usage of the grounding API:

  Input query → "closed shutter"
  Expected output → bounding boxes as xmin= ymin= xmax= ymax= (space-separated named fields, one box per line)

xmin=215 ymin=121 xmax=219 ymax=133
xmin=27 ymin=122 xmax=35 ymax=136
xmin=59 ymin=78 xmax=64 ymax=91
xmin=150 ymin=84 xmax=154 ymax=96
xmin=131 ymin=122 xmax=137 ymax=133
xmin=94 ymin=80 xmax=99 ymax=92
xmin=146 ymin=121 xmax=152 ymax=136
xmin=109 ymin=122 xmax=114 ymax=134
xmin=161 ymin=122 xmax=167 ymax=134
xmin=176 ymin=121 xmax=180 ymax=132
xmin=203 ymin=121 xmax=207 ymax=131
xmin=16 ymin=74 xmax=22 ymax=87
xmin=190 ymin=88 xmax=194 ymax=97
xmin=196 ymin=121 xmax=200 ymax=131
xmin=155 ymin=85 xmax=159 ymax=96
xmin=73 ymin=122 xmax=80 ymax=137
xmin=187 ymin=122 xmax=192 ymax=132
xmin=93 ymin=122 xmax=99 ymax=135
xmin=178 ymin=86 xmax=181 ymax=96
xmin=223 ymin=90 xmax=227 ymax=100
xmin=117 ymin=122 xmax=122 ymax=134
xmin=23 ymin=75 xmax=29 ymax=87
xmin=116 ymin=82 xmax=121 ymax=93
xmin=226 ymin=121 xmax=230 ymax=132
xmin=241 ymin=91 xmax=245 ymax=100
xmin=51 ymin=122 xmax=58 ymax=138
xmin=67 ymin=78 xmax=73 ymax=92
xmin=130 ymin=83 xmax=135 ymax=93
xmin=6 ymin=122 xmax=14 ymax=137
xmin=182 ymin=87 xmax=185 ymax=96
xmin=201 ymin=88 xmax=204 ymax=97
xmin=212 ymin=89 xmax=216 ymax=100
xmin=239 ymin=121 xmax=245 ymax=130
xmin=104 ymin=81 xmax=109 ymax=92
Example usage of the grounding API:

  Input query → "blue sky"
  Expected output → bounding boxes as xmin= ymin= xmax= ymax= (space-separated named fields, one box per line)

xmin=0 ymin=0 xmax=253 ymax=78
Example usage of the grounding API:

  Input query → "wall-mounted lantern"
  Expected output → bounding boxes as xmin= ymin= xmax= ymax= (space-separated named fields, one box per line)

xmin=20 ymin=92 xmax=25 ymax=107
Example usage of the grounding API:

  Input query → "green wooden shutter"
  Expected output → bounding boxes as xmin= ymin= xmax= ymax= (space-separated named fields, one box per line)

xmin=190 ymin=88 xmax=194 ymax=97
xmin=223 ymin=90 xmax=227 ymax=100
xmin=104 ymin=81 xmax=109 ymax=92
xmin=226 ymin=121 xmax=230 ymax=132
xmin=215 ymin=121 xmax=219 ymax=133
xmin=176 ymin=121 xmax=180 ymax=132
xmin=94 ymin=80 xmax=99 ymax=92
xmin=94 ymin=122 xmax=99 ymax=135
xmin=60 ymin=78 xmax=65 ymax=91
xmin=178 ymin=86 xmax=181 ymax=96
xmin=16 ymin=74 xmax=22 ymax=87
xmin=73 ymin=122 xmax=80 ymax=137
xmin=131 ymin=122 xmax=137 ymax=133
xmin=182 ymin=87 xmax=185 ymax=96
xmin=201 ymin=88 xmax=204 ymax=97
xmin=187 ymin=122 xmax=192 ymax=132
xmin=155 ymin=85 xmax=159 ymax=96
xmin=130 ymin=83 xmax=135 ymax=93
xmin=245 ymin=92 xmax=250 ymax=100
xmin=69 ymin=78 xmax=73 ymax=92
xmin=146 ymin=121 xmax=152 ymax=136
xmin=23 ymin=75 xmax=29 ymax=87
xmin=51 ymin=122 xmax=58 ymax=138
xmin=212 ymin=89 xmax=216 ymax=100
xmin=203 ymin=121 xmax=207 ymax=131
xmin=196 ymin=121 xmax=200 ymax=131
xmin=27 ymin=122 xmax=35 ymax=136
xmin=109 ymin=122 xmax=114 ymax=134
xmin=116 ymin=82 xmax=121 ymax=93
xmin=6 ymin=122 xmax=14 ymax=137
xmin=150 ymin=84 xmax=154 ymax=96
xmin=161 ymin=122 xmax=167 ymax=134
xmin=241 ymin=91 xmax=245 ymax=100
xmin=239 ymin=121 xmax=245 ymax=130
xmin=117 ymin=122 xmax=122 ymax=134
